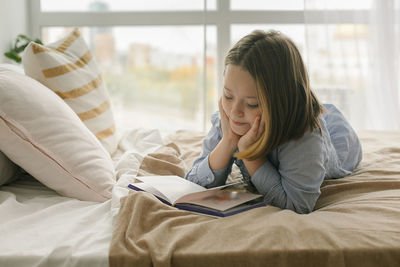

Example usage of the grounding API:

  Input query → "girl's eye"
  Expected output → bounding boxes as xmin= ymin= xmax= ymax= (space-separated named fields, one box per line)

xmin=247 ymin=104 xmax=259 ymax=109
xmin=224 ymin=94 xmax=233 ymax=100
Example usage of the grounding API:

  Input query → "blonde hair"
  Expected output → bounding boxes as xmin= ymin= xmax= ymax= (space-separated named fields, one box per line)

xmin=225 ymin=30 xmax=324 ymax=160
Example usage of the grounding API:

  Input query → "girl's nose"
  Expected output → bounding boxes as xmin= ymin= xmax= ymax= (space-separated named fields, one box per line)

xmin=231 ymin=101 xmax=244 ymax=117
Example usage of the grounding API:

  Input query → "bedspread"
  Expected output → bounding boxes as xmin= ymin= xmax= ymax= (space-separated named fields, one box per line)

xmin=109 ymin=130 xmax=400 ymax=267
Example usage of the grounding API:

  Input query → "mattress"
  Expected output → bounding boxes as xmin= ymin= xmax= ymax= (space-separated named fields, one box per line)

xmin=1 ymin=129 xmax=400 ymax=267
xmin=0 ymin=128 xmax=164 ymax=267
xmin=0 ymin=174 xmax=113 ymax=267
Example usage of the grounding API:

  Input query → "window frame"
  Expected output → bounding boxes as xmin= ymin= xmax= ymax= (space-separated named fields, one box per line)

xmin=28 ymin=0 xmax=369 ymax=131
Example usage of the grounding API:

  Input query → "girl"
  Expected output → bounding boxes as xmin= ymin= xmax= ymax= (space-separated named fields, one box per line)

xmin=185 ymin=30 xmax=362 ymax=214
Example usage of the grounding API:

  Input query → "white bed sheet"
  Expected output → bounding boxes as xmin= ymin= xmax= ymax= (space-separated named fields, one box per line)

xmin=0 ymin=128 xmax=164 ymax=267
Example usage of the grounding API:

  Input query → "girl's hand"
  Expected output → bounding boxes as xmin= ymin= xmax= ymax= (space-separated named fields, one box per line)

xmin=218 ymin=97 xmax=239 ymax=154
xmin=238 ymin=116 xmax=266 ymax=176
xmin=209 ymin=98 xmax=240 ymax=171
xmin=238 ymin=115 xmax=265 ymax=152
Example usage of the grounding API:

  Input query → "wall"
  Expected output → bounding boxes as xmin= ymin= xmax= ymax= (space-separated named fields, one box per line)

xmin=0 ymin=0 xmax=29 ymax=63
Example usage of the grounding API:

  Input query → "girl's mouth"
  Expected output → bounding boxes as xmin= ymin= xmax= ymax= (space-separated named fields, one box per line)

xmin=231 ymin=119 xmax=245 ymax=126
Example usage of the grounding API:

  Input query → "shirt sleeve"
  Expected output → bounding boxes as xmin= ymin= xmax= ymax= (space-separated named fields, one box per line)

xmin=185 ymin=111 xmax=233 ymax=188
xmin=251 ymin=129 xmax=327 ymax=214
xmin=322 ymin=104 xmax=362 ymax=176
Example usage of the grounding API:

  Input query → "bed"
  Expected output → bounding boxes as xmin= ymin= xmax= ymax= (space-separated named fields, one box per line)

xmin=1 ymin=28 xmax=400 ymax=266
xmin=1 ymin=127 xmax=400 ymax=267
xmin=0 ymin=127 xmax=164 ymax=267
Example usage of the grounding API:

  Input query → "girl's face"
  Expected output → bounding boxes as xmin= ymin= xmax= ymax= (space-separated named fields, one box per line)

xmin=222 ymin=64 xmax=262 ymax=136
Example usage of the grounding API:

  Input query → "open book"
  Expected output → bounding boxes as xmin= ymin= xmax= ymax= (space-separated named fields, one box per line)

xmin=128 ymin=175 xmax=265 ymax=217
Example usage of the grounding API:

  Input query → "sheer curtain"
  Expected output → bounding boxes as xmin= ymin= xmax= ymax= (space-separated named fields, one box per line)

xmin=304 ymin=0 xmax=400 ymax=130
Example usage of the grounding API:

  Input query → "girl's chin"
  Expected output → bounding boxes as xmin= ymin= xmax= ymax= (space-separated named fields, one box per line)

xmin=230 ymin=124 xmax=249 ymax=136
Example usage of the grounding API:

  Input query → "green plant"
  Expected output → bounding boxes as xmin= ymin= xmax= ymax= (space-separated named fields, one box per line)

xmin=4 ymin=34 xmax=42 ymax=63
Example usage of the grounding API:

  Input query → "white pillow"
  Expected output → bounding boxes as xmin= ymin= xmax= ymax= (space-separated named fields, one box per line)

xmin=0 ymin=67 xmax=115 ymax=202
xmin=22 ymin=28 xmax=118 ymax=155
xmin=0 ymin=151 xmax=18 ymax=186
xmin=0 ymin=63 xmax=24 ymax=74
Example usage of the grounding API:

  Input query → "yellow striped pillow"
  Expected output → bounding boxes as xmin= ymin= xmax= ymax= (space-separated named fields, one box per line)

xmin=22 ymin=28 xmax=117 ymax=155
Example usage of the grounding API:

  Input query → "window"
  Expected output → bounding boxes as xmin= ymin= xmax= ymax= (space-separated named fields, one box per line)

xmin=42 ymin=26 xmax=216 ymax=132
xmin=230 ymin=0 xmax=372 ymax=10
xmin=32 ymin=0 xmax=372 ymax=131
xmin=40 ymin=0 xmax=217 ymax=12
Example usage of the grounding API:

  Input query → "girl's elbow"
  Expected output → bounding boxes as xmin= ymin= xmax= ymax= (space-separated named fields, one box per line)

xmin=286 ymin=196 xmax=318 ymax=214
xmin=294 ymin=204 xmax=314 ymax=214
xmin=266 ymin=191 xmax=318 ymax=214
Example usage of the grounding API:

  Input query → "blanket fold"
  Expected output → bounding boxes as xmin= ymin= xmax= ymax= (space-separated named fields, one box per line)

xmin=110 ymin=130 xmax=400 ymax=267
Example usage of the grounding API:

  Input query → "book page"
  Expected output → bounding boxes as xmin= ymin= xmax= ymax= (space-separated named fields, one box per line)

xmin=176 ymin=186 xmax=262 ymax=211
xmin=135 ymin=175 xmax=206 ymax=204
xmin=130 ymin=182 xmax=170 ymax=204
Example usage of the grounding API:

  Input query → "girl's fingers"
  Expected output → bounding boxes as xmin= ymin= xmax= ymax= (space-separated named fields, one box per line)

xmin=257 ymin=118 xmax=265 ymax=138
xmin=218 ymin=98 xmax=228 ymax=120
xmin=239 ymin=116 xmax=264 ymax=151
xmin=248 ymin=116 xmax=260 ymax=138
xmin=218 ymin=97 xmax=232 ymax=139
xmin=251 ymin=116 xmax=265 ymax=141
xmin=253 ymin=116 xmax=261 ymax=132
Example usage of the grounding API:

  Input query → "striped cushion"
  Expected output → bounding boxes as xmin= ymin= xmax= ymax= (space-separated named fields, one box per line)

xmin=0 ymin=67 xmax=115 ymax=201
xmin=23 ymin=28 xmax=118 ymax=155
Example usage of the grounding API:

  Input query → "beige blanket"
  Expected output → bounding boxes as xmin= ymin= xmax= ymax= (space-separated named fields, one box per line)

xmin=109 ymin=130 xmax=400 ymax=267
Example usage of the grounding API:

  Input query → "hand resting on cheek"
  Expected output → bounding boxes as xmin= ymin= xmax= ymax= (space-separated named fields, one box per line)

xmin=218 ymin=97 xmax=240 ymax=154
xmin=219 ymin=96 xmax=265 ymax=157
xmin=237 ymin=114 xmax=265 ymax=154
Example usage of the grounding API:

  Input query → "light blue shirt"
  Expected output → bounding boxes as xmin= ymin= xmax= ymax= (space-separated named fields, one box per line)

xmin=185 ymin=104 xmax=362 ymax=214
